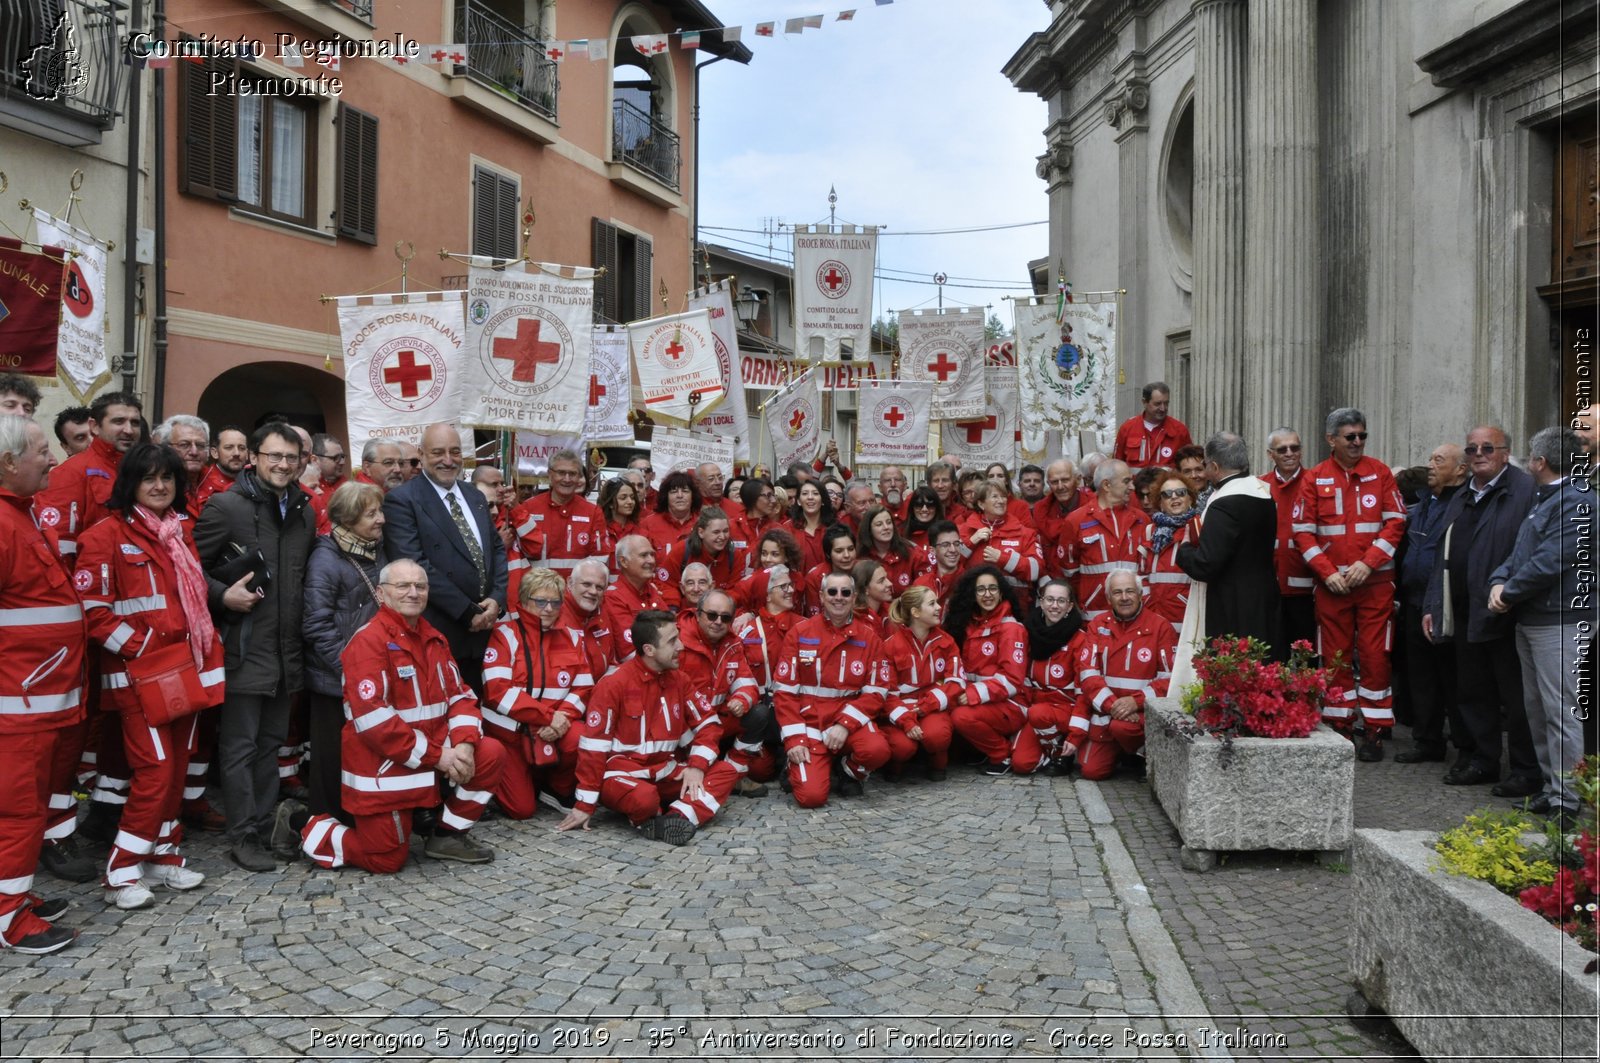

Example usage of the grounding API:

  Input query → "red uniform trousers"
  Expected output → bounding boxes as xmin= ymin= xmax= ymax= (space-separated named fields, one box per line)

xmin=718 ymin=710 xmax=780 ymax=782
xmin=881 ymin=711 xmax=952 ymax=769
xmin=600 ymin=757 xmax=741 ymax=826
xmin=1315 ymin=582 xmax=1396 ymax=734
xmin=1010 ymin=701 xmax=1067 ymax=775
xmin=1 ymin=729 xmax=63 ymax=946
xmin=786 ymin=724 xmax=891 ymax=809
xmin=277 ymin=691 xmax=309 ymax=785
xmin=182 ymin=709 xmax=218 ymax=812
xmin=301 ymin=737 xmax=506 ymax=874
xmin=105 ymin=711 xmax=199 ymax=887
xmin=1078 ymin=717 xmax=1146 ymax=780
xmin=487 ymin=724 xmax=582 ymax=820
xmin=951 ymin=700 xmax=1027 ymax=766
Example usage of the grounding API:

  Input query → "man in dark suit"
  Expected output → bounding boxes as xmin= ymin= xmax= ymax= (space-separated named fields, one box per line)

xmin=1176 ymin=431 xmax=1282 ymax=657
xmin=382 ymin=423 xmax=507 ymax=693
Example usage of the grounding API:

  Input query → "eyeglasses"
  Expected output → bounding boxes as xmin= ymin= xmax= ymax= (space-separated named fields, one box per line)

xmin=770 ymin=583 xmax=793 ymax=594
xmin=381 ymin=581 xmax=428 ymax=592
xmin=913 ymin=500 xmax=936 ymax=508
xmin=975 ymin=585 xmax=1001 ymax=596
xmin=1160 ymin=489 xmax=1190 ymax=499
xmin=407 ymin=458 xmax=421 ymax=467
xmin=1464 ymin=444 xmax=1504 ymax=456
xmin=528 ymin=597 xmax=562 ymax=610
xmin=316 ymin=452 xmax=346 ymax=462
xmin=1040 ymin=597 xmax=1072 ymax=608
xmin=171 ymin=441 xmax=207 ymax=452
xmin=1340 ymin=432 xmax=1369 ymax=443
xmin=256 ymin=451 xmax=300 ymax=466
xmin=934 ymin=540 xmax=961 ymax=550
xmin=700 ymin=609 xmax=734 ymax=623
xmin=823 ymin=587 xmax=855 ymax=598
xmin=1272 ymin=444 xmax=1302 ymax=454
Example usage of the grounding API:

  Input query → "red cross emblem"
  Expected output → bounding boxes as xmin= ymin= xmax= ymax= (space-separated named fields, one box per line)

xmin=393 ymin=55 xmax=410 ymax=65
xmin=882 ymin=406 xmax=905 ymax=428
xmin=383 ymin=350 xmax=433 ymax=399
xmin=823 ymin=268 xmax=844 ymax=291
xmin=547 ymin=47 xmax=563 ymax=60
xmin=588 ymin=375 xmax=607 ymax=405
xmin=789 ymin=408 xmax=806 ymax=433
xmin=492 ymin=319 xmax=563 ymax=383
xmin=962 ymin=415 xmax=998 ymax=445
xmin=665 ymin=338 xmax=686 ymax=362
xmin=447 ymin=50 xmax=466 ymax=63
xmin=651 ymin=41 xmax=668 ymax=54
xmin=430 ymin=48 xmax=449 ymax=61
xmin=927 ymin=352 xmax=959 ymax=382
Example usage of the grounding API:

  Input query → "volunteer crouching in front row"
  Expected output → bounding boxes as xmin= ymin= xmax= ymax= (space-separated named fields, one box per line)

xmin=291 ymin=559 xmax=506 ymax=872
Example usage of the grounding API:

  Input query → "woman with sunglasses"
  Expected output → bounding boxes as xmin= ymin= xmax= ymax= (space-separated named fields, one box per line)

xmin=958 ymin=482 xmax=1044 ymax=608
xmin=805 ymin=524 xmax=858 ymax=618
xmin=733 ymin=565 xmax=800 ymax=692
xmin=851 ymin=559 xmax=895 ymax=639
xmin=901 ymin=486 xmax=945 ymax=550
xmin=882 ymin=586 xmax=964 ymax=781
xmin=1143 ymin=476 xmax=1200 ymax=633
xmin=638 ymin=470 xmax=702 ymax=558
xmin=1016 ymin=578 xmax=1089 ymax=775
xmin=945 ymin=565 xmax=1032 ymax=776
xmin=481 ymin=569 xmax=594 ymax=819
xmin=857 ymin=504 xmax=921 ymax=596
xmin=783 ymin=480 xmax=838 ymax=573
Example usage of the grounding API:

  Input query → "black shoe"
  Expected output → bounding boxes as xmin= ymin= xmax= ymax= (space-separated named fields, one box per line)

xmin=228 ymin=833 xmax=278 ymax=873
xmin=1524 ymin=794 xmax=1553 ymax=815
xmin=30 ymin=896 xmax=70 ymax=922
xmin=1491 ymin=775 xmax=1542 ymax=799
xmin=10 ymin=923 xmax=77 ymax=955
xmin=1394 ymin=745 xmax=1446 ymax=764
xmin=1356 ymin=738 xmax=1385 ymax=763
xmin=637 ymin=812 xmax=696 ymax=846
xmin=832 ymin=768 xmax=866 ymax=798
xmin=37 ymin=837 xmax=97 ymax=883
xmin=778 ymin=772 xmax=793 ymax=794
xmin=411 ymin=806 xmax=439 ymax=838
xmin=1117 ymin=753 xmax=1147 ymax=780
xmin=981 ymin=759 xmax=1011 ymax=776
xmin=1444 ymin=764 xmax=1498 ymax=786
xmin=925 ymin=766 xmax=947 ymax=782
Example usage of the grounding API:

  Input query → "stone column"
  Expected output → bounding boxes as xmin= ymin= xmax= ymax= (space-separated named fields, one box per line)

xmin=1189 ymin=0 xmax=1247 ymax=440
xmin=1107 ymin=73 xmax=1151 ymax=412
xmin=1243 ymin=0 xmax=1321 ymax=462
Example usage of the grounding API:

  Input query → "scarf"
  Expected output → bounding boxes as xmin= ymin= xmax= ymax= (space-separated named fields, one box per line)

xmin=134 ymin=505 xmax=215 ymax=669
xmin=332 ymin=523 xmax=380 ymax=562
xmin=1150 ymin=507 xmax=1199 ymax=557
xmin=1023 ymin=604 xmax=1083 ymax=660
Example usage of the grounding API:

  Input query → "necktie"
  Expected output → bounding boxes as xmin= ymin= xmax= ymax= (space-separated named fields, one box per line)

xmin=446 ymin=490 xmax=487 ymax=590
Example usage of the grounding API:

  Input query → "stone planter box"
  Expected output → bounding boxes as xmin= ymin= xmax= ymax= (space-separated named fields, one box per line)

xmin=1349 ymin=829 xmax=1598 ymax=1061
xmin=1144 ymin=696 xmax=1354 ymax=871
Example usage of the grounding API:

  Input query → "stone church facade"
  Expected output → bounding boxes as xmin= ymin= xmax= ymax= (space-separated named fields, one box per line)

xmin=1006 ymin=0 xmax=1597 ymax=465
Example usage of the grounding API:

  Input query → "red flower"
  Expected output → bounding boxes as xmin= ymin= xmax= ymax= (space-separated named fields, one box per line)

xmin=1520 ymin=869 xmax=1579 ymax=921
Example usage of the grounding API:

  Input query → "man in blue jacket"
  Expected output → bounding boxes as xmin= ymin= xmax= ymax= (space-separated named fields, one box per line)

xmin=1490 ymin=427 xmax=1592 ymax=831
xmin=1396 ymin=442 xmax=1466 ymax=764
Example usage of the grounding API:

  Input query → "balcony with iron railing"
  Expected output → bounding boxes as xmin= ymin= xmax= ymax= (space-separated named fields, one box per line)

xmin=611 ymin=98 xmax=679 ymax=193
xmin=453 ymin=0 xmax=558 ymax=122
xmin=0 ymin=0 xmax=126 ymax=143
xmin=323 ymin=0 xmax=373 ymax=21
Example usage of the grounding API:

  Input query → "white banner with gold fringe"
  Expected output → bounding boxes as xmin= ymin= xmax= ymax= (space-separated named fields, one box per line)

xmin=1013 ymin=293 xmax=1118 ymax=462
xmin=462 ymin=260 xmax=594 ymax=433
xmin=337 ymin=290 xmax=466 ymax=448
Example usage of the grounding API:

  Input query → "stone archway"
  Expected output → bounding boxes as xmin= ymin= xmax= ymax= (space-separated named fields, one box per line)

xmin=196 ymin=361 xmax=345 ymax=442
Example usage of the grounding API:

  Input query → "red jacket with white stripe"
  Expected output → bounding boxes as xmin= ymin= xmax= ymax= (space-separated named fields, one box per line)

xmin=864 ymin=543 xmax=922 ymax=597
xmin=1027 ymin=630 xmax=1093 ymax=740
xmin=1032 ymin=495 xmax=1082 ymax=580
xmin=601 ymin=576 xmax=670 ymax=663
xmin=1057 ymin=501 xmax=1149 ymax=616
xmin=1141 ymin=521 xmax=1198 ymax=632
xmin=957 ymin=512 xmax=1044 ymax=591
xmin=190 ymin=464 xmax=236 ymax=517
xmin=511 ymin=492 xmax=611 ymax=578
xmin=1113 ymin=414 xmax=1193 ymax=469
xmin=676 ymin=614 xmax=759 ymax=719
xmin=772 ymin=614 xmax=890 ymax=752
xmin=559 ymin=595 xmax=616 ymax=675
xmin=76 ymin=512 xmax=225 ymax=712
xmin=882 ymin=625 xmax=965 ymax=730
xmin=957 ymin=602 xmax=1030 ymax=707
xmin=1290 ymin=457 xmax=1408 ymax=585
xmin=1262 ymin=469 xmax=1316 ymax=597
xmin=32 ymin=436 xmax=122 ymax=560
xmin=733 ymin=606 xmax=799 ymax=690
xmin=658 ymin=542 xmax=750 ymax=604
xmin=0 ymin=488 xmax=87 ymax=735
xmin=338 ymin=605 xmax=484 ymax=815
xmin=572 ymin=656 xmax=723 ymax=815
xmin=1071 ymin=606 xmax=1177 ymax=747
xmin=480 ymin=613 xmax=595 ymax=738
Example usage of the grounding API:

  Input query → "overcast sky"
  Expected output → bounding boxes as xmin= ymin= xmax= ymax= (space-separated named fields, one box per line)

xmin=696 ymin=0 xmax=1050 ymax=330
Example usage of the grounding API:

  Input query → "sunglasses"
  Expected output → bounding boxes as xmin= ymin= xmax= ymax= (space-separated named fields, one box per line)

xmin=700 ymin=609 xmax=734 ymax=623
xmin=528 ymin=597 xmax=562 ymax=610
xmin=1160 ymin=489 xmax=1190 ymax=499
xmin=823 ymin=587 xmax=855 ymax=598
xmin=1464 ymin=444 xmax=1504 ymax=456
xmin=1272 ymin=444 xmax=1302 ymax=454
xmin=1340 ymin=432 xmax=1369 ymax=443
xmin=914 ymin=499 xmax=936 ymax=508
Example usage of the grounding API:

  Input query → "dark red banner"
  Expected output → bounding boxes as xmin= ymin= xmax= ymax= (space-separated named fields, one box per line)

xmin=0 ymin=237 xmax=66 ymax=377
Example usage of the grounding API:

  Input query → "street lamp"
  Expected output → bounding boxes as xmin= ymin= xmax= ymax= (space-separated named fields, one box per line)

xmin=734 ymin=285 xmax=763 ymax=328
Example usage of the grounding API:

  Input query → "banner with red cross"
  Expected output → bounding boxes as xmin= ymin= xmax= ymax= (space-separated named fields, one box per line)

xmin=939 ymin=365 xmax=1019 ymax=469
xmin=897 ymin=305 xmax=985 ymax=420
xmin=628 ymin=309 xmax=726 ymax=428
xmin=462 ymin=260 xmax=595 ymax=433
xmin=582 ymin=326 xmax=632 ymax=444
xmin=856 ymin=379 xmax=932 ymax=466
xmin=337 ymin=290 xmax=466 ymax=449
xmin=764 ymin=368 xmax=822 ymax=473
xmin=687 ymin=279 xmax=752 ymax=461
xmin=792 ymin=223 xmax=877 ymax=363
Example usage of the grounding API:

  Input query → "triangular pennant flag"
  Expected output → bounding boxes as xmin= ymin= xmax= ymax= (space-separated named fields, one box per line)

xmin=784 ymin=17 xmax=804 ymax=33
xmin=755 ymin=22 xmax=775 ymax=37
xmin=680 ymin=30 xmax=702 ymax=50
xmin=544 ymin=41 xmax=565 ymax=62
xmin=838 ymin=9 xmax=856 ymax=19
xmin=587 ymin=38 xmax=608 ymax=60
xmin=721 ymin=26 xmax=742 ymax=43
xmin=803 ymin=15 xmax=824 ymax=29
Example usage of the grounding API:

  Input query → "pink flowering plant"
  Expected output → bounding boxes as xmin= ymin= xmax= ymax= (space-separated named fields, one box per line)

xmin=1179 ymin=637 xmax=1334 ymax=740
xmin=1517 ymin=757 xmax=1598 ymax=955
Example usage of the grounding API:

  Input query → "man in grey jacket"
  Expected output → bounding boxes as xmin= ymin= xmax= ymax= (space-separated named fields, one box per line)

xmin=194 ymin=422 xmax=317 ymax=871
xmin=1490 ymin=427 xmax=1593 ymax=831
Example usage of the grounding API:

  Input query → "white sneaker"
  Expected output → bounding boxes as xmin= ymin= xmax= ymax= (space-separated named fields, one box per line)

xmin=105 ymin=882 xmax=155 ymax=910
xmin=146 ymin=863 xmax=205 ymax=891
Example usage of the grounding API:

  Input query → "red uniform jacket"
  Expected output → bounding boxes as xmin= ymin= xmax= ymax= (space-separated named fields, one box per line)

xmin=1262 ymin=469 xmax=1316 ymax=596
xmin=772 ymin=614 xmax=890 ymax=750
xmin=512 ymin=492 xmax=612 ymax=579
xmin=677 ymin=615 xmax=759 ymax=718
xmin=190 ymin=464 xmax=236 ymax=517
xmin=1027 ymin=630 xmax=1094 ymax=739
xmin=957 ymin=602 xmax=1029 ymax=707
xmin=637 ymin=509 xmax=696 ymax=557
xmin=1058 ymin=501 xmax=1149 ymax=616
xmin=1072 ymin=606 xmax=1177 ymax=747
xmin=339 ymin=605 xmax=485 ymax=814
xmin=33 ymin=435 xmax=122 ymax=559
xmin=481 ymin=613 xmax=595 ymax=738
xmin=1290 ymin=457 xmax=1408 ymax=585
xmin=864 ymin=544 xmax=921 ymax=596
xmin=1113 ymin=415 xmax=1192 ymax=469
xmin=733 ymin=607 xmax=799 ymax=689
xmin=0 ymin=488 xmax=87 ymax=734
xmin=659 ymin=543 xmax=750 ymax=606
xmin=957 ymin=513 xmax=1044 ymax=589
xmin=77 ymin=512 xmax=225 ymax=711
xmin=573 ymin=657 xmax=723 ymax=815
xmin=1142 ymin=521 xmax=1198 ymax=632
xmin=558 ymin=595 xmax=616 ymax=675
xmin=780 ymin=519 xmax=829 ymax=574
xmin=601 ymin=576 xmax=670 ymax=662
xmin=882 ymin=625 xmax=965 ymax=729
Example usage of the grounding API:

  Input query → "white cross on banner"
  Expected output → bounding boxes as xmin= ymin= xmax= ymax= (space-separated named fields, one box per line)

xmin=939 ymin=365 xmax=1019 ymax=468
xmin=764 ymin=369 xmax=823 ymax=472
xmin=898 ymin=306 xmax=986 ymax=420
xmin=650 ymin=425 xmax=736 ymax=480
xmin=337 ymin=290 xmax=466 ymax=448
xmin=856 ymin=380 xmax=933 ymax=466
xmin=461 ymin=260 xmax=594 ymax=433
xmin=687 ymin=279 xmax=751 ymax=461
xmin=583 ymin=326 xmax=632 ymax=444
xmin=1013 ymin=294 xmax=1118 ymax=462
xmin=32 ymin=209 xmax=109 ymax=400
xmin=629 ymin=309 xmax=725 ymax=427
xmin=792 ymin=224 xmax=876 ymax=362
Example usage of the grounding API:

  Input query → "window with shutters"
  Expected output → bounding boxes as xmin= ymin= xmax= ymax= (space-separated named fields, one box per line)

xmin=471 ymin=164 xmax=520 ymax=261
xmin=591 ymin=218 xmax=652 ymax=323
xmin=336 ymin=103 xmax=379 ymax=244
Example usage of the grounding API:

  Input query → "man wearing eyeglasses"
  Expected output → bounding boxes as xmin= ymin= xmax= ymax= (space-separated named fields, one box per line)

xmin=355 ymin=436 xmax=407 ymax=494
xmin=1290 ymin=407 xmax=1408 ymax=761
xmin=678 ymin=590 xmax=770 ymax=797
xmin=152 ymin=415 xmax=213 ymax=518
xmin=510 ymin=449 xmax=611 ymax=587
xmin=913 ymin=521 xmax=966 ymax=614
xmin=1260 ymin=428 xmax=1317 ymax=649
xmin=772 ymin=571 xmax=892 ymax=807
xmin=1422 ymin=425 xmax=1538 ymax=792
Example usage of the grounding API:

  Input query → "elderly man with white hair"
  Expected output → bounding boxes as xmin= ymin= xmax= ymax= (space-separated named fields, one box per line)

xmin=1069 ymin=569 xmax=1177 ymax=781
xmin=1056 ymin=458 xmax=1149 ymax=617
